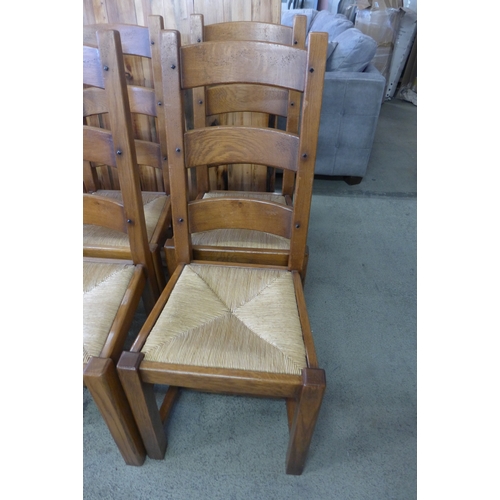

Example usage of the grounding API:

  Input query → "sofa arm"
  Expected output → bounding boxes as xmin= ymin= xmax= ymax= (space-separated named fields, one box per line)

xmin=315 ymin=64 xmax=386 ymax=179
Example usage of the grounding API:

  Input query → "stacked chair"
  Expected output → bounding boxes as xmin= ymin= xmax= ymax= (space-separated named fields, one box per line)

xmin=83 ymin=16 xmax=171 ymax=292
xmin=164 ymin=14 xmax=312 ymax=281
xmin=84 ymin=18 xmax=328 ymax=475
xmin=83 ymin=28 xmax=154 ymax=466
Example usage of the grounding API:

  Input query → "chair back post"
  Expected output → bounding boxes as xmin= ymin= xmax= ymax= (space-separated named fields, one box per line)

xmin=147 ymin=15 xmax=170 ymax=194
xmin=189 ymin=14 xmax=210 ymax=196
xmin=288 ymin=31 xmax=328 ymax=272
xmin=160 ymin=30 xmax=192 ymax=265
xmin=282 ymin=14 xmax=307 ymax=197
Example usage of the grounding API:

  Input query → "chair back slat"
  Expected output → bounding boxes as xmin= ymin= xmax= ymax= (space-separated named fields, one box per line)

xmin=83 ymin=127 xmax=116 ymax=167
xmin=204 ymin=21 xmax=293 ymax=45
xmin=83 ymin=194 xmax=128 ymax=234
xmin=84 ymin=23 xmax=152 ymax=57
xmin=83 ymin=46 xmax=104 ymax=88
xmin=135 ymin=140 xmax=162 ymax=168
xmin=205 ymin=84 xmax=290 ymax=117
xmin=180 ymin=41 xmax=307 ymax=92
xmin=188 ymin=198 xmax=293 ymax=238
xmin=184 ymin=127 xmax=299 ymax=172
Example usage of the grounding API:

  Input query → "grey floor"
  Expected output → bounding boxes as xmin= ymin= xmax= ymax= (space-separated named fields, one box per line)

xmin=83 ymin=98 xmax=417 ymax=499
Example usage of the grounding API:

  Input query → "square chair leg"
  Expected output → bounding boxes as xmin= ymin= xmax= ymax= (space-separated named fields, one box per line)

xmin=117 ymin=351 xmax=167 ymax=460
xmin=286 ymin=368 xmax=326 ymax=475
xmin=83 ymin=357 xmax=146 ymax=466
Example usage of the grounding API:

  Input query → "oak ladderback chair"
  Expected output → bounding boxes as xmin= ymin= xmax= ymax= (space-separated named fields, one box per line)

xmin=82 ymin=28 xmax=164 ymax=465
xmin=164 ymin=14 xmax=310 ymax=281
xmin=117 ymin=29 xmax=328 ymax=475
xmin=83 ymin=16 xmax=171 ymax=290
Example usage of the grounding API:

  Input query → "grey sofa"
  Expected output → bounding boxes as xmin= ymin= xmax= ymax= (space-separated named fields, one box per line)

xmin=282 ymin=9 xmax=386 ymax=184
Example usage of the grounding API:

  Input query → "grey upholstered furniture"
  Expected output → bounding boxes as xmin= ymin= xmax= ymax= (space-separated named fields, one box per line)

xmin=316 ymin=63 xmax=385 ymax=183
xmin=283 ymin=9 xmax=386 ymax=184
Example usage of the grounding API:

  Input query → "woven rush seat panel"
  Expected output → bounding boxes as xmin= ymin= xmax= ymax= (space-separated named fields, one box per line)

xmin=83 ymin=260 xmax=135 ymax=364
xmin=83 ymin=190 xmax=168 ymax=249
xmin=141 ymin=264 xmax=307 ymax=375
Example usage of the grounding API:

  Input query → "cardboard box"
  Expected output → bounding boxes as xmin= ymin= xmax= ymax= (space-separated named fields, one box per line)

xmin=354 ymin=0 xmax=405 ymax=91
xmin=385 ymin=8 xmax=417 ymax=99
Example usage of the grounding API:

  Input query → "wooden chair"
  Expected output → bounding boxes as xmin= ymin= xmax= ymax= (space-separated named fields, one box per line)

xmin=83 ymin=28 xmax=162 ymax=466
xmin=83 ymin=16 xmax=171 ymax=290
xmin=164 ymin=14 xmax=311 ymax=281
xmin=117 ymin=29 xmax=328 ymax=475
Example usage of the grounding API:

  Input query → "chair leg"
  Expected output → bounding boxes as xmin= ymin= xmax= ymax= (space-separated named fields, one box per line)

xmin=285 ymin=368 xmax=326 ymax=475
xmin=83 ymin=357 xmax=146 ymax=466
xmin=152 ymin=247 xmax=166 ymax=291
xmin=117 ymin=351 xmax=167 ymax=460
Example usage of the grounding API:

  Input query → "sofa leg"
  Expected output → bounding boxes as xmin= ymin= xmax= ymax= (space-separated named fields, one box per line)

xmin=344 ymin=176 xmax=363 ymax=186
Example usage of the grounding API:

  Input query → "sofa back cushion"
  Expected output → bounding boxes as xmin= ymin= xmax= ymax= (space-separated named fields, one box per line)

xmin=326 ymin=27 xmax=377 ymax=72
xmin=309 ymin=11 xmax=353 ymax=41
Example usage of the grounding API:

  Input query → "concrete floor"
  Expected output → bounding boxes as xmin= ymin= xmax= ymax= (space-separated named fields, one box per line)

xmin=83 ymin=98 xmax=417 ymax=499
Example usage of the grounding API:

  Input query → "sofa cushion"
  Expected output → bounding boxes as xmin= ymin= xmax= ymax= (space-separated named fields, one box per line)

xmin=309 ymin=11 xmax=353 ymax=41
xmin=327 ymin=28 xmax=377 ymax=72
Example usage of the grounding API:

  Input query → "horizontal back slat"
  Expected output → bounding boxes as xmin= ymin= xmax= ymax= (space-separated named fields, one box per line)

xmin=184 ymin=127 xmax=299 ymax=171
xmin=83 ymin=126 xmax=116 ymax=167
xmin=128 ymin=86 xmax=157 ymax=116
xmin=83 ymin=193 xmax=127 ymax=233
xmin=84 ymin=85 xmax=157 ymax=118
xmin=188 ymin=198 xmax=293 ymax=238
xmin=135 ymin=139 xmax=162 ymax=168
xmin=83 ymin=46 xmax=104 ymax=88
xmin=83 ymin=23 xmax=152 ymax=57
xmin=206 ymin=84 xmax=290 ymax=117
xmin=84 ymin=87 xmax=107 ymax=116
xmin=180 ymin=41 xmax=307 ymax=91
xmin=204 ymin=21 xmax=293 ymax=45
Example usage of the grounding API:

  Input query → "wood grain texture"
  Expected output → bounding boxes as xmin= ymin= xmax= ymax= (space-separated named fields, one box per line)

xmin=83 ymin=126 xmax=116 ymax=167
xmin=288 ymin=31 xmax=328 ymax=273
xmin=83 ymin=193 xmax=128 ymax=233
xmin=286 ymin=368 xmax=326 ymax=475
xmin=184 ymin=127 xmax=299 ymax=171
xmin=138 ymin=361 xmax=303 ymax=398
xmin=117 ymin=351 xmax=168 ymax=459
xmin=188 ymin=197 xmax=293 ymax=237
xmin=84 ymin=17 xmax=171 ymax=294
xmin=180 ymin=41 xmax=306 ymax=91
xmin=84 ymin=357 xmax=146 ymax=466
xmin=83 ymin=29 xmax=162 ymax=302
xmin=84 ymin=0 xmax=282 ymax=190
xmin=189 ymin=10 xmax=301 ymax=192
